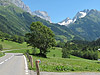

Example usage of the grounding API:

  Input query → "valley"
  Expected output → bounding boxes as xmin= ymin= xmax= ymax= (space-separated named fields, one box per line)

xmin=0 ymin=0 xmax=100 ymax=74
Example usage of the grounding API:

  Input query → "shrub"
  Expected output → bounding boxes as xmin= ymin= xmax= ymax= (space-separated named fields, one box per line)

xmin=62 ymin=47 xmax=70 ymax=58
xmin=32 ymin=48 xmax=37 ymax=55
xmin=71 ymin=50 xmax=98 ymax=60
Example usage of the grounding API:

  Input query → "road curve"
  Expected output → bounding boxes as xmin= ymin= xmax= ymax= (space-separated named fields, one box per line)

xmin=0 ymin=53 xmax=30 ymax=75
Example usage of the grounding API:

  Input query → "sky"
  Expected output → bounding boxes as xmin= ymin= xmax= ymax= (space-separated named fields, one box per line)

xmin=22 ymin=0 xmax=100 ymax=23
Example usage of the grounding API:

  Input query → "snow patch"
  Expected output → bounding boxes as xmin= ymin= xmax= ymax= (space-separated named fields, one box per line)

xmin=58 ymin=19 xmax=73 ymax=26
xmin=78 ymin=12 xmax=87 ymax=18
xmin=58 ymin=17 xmax=73 ymax=26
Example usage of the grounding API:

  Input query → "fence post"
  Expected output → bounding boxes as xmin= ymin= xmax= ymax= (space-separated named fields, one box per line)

xmin=30 ymin=56 xmax=33 ymax=68
xmin=36 ymin=60 xmax=40 ymax=75
xmin=26 ymin=53 xmax=29 ymax=60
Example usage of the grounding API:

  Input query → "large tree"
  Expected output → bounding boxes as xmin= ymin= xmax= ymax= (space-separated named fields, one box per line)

xmin=25 ymin=21 xmax=56 ymax=57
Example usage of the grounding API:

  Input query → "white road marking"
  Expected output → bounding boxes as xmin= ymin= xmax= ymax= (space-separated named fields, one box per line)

xmin=0 ymin=61 xmax=4 ymax=64
xmin=0 ymin=54 xmax=14 ymax=65
xmin=23 ymin=55 xmax=29 ymax=75
xmin=5 ymin=59 xmax=8 ymax=61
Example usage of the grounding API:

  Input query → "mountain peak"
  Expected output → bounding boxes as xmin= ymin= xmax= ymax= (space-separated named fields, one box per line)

xmin=73 ymin=10 xmax=89 ymax=22
xmin=58 ymin=17 xmax=73 ymax=26
xmin=91 ymin=9 xmax=97 ymax=11
xmin=33 ymin=10 xmax=48 ymax=16
xmin=58 ymin=9 xmax=92 ymax=26
xmin=32 ymin=10 xmax=51 ymax=22
xmin=82 ymin=9 xmax=90 ymax=13
xmin=0 ymin=0 xmax=32 ymax=14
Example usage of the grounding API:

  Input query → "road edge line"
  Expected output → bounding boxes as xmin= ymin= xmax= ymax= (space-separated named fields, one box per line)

xmin=23 ymin=55 xmax=29 ymax=75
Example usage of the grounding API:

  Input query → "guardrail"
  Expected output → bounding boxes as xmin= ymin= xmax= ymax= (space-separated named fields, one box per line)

xmin=26 ymin=53 xmax=33 ymax=68
xmin=26 ymin=53 xmax=41 ymax=75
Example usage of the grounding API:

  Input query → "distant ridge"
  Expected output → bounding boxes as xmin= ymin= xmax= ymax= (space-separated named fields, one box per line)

xmin=58 ymin=9 xmax=90 ymax=26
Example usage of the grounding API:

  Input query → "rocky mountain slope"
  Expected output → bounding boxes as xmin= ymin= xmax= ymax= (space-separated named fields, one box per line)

xmin=0 ymin=0 xmax=31 ymax=13
xmin=32 ymin=10 xmax=51 ymax=22
xmin=0 ymin=0 xmax=51 ymax=22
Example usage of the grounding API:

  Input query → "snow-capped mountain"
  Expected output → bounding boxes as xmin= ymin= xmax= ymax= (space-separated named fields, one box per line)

xmin=73 ymin=9 xmax=90 ymax=22
xmin=58 ymin=9 xmax=90 ymax=26
xmin=68 ymin=9 xmax=100 ymax=41
xmin=58 ymin=18 xmax=73 ymax=26
xmin=32 ymin=10 xmax=51 ymax=22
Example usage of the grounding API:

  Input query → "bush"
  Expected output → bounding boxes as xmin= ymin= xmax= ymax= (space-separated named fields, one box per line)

xmin=32 ymin=48 xmax=37 ymax=55
xmin=62 ymin=47 xmax=70 ymax=58
xmin=71 ymin=50 xmax=98 ymax=60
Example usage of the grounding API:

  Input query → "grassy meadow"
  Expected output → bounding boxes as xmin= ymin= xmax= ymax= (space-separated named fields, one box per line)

xmin=0 ymin=39 xmax=30 ymax=50
xmin=6 ymin=47 xmax=100 ymax=72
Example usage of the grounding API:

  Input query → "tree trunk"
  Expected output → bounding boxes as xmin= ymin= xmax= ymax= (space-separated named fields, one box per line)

xmin=40 ymin=49 xmax=42 ymax=55
xmin=43 ymin=54 xmax=47 ymax=58
xmin=39 ymin=49 xmax=47 ymax=58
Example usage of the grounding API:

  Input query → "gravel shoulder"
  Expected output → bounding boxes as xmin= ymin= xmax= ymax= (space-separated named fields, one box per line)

xmin=30 ymin=71 xmax=100 ymax=75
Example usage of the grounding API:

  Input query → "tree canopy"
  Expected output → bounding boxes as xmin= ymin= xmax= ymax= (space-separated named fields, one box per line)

xmin=25 ymin=21 xmax=56 ymax=57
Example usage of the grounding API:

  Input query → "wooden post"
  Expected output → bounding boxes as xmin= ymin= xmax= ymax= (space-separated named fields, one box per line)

xmin=36 ymin=60 xmax=40 ymax=75
xmin=30 ymin=56 xmax=33 ymax=68
xmin=29 ymin=56 xmax=31 ymax=62
xmin=26 ymin=53 xmax=29 ymax=60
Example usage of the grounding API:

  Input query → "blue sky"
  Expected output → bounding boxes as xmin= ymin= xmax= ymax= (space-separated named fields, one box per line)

xmin=22 ymin=0 xmax=100 ymax=23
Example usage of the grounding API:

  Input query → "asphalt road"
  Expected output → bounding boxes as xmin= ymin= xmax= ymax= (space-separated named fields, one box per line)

xmin=0 ymin=53 xmax=29 ymax=75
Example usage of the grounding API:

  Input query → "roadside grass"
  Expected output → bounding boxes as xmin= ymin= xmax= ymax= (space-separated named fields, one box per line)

xmin=6 ymin=49 xmax=32 ymax=53
xmin=0 ymin=51 xmax=5 ymax=57
xmin=98 ymin=51 xmax=100 ymax=58
xmin=47 ymin=47 xmax=62 ymax=58
xmin=32 ymin=55 xmax=100 ymax=72
xmin=31 ymin=48 xmax=100 ymax=72
xmin=6 ymin=47 xmax=100 ymax=72
xmin=0 ymin=39 xmax=30 ymax=50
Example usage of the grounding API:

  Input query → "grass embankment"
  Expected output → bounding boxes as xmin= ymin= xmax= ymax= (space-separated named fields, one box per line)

xmin=6 ymin=47 xmax=100 ymax=72
xmin=6 ymin=49 xmax=32 ymax=53
xmin=98 ymin=52 xmax=100 ymax=58
xmin=0 ymin=51 xmax=5 ymax=57
xmin=0 ymin=40 xmax=30 ymax=50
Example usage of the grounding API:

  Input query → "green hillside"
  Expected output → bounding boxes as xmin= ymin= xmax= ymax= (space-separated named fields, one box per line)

xmin=0 ymin=5 xmax=31 ymax=36
xmin=0 ymin=5 xmax=84 ymax=42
